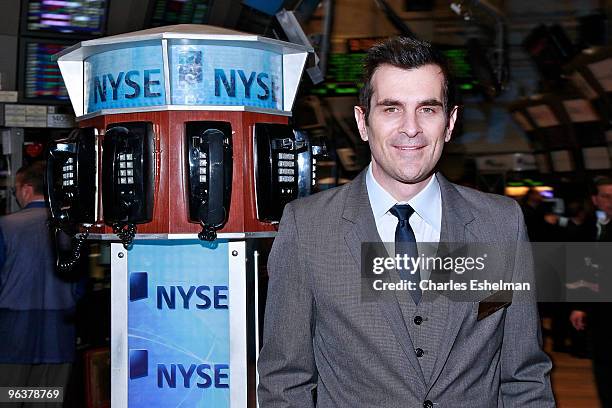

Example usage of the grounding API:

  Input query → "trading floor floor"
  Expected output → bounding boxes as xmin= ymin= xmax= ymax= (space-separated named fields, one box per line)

xmin=550 ymin=349 xmax=600 ymax=407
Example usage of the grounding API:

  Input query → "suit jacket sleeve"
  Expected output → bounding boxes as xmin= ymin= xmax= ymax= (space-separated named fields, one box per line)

xmin=257 ymin=203 xmax=317 ymax=408
xmin=499 ymin=201 xmax=555 ymax=406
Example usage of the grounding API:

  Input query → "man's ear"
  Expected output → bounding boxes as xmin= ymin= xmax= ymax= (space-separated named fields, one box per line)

xmin=354 ymin=106 xmax=369 ymax=142
xmin=23 ymin=184 xmax=34 ymax=199
xmin=445 ymin=105 xmax=459 ymax=142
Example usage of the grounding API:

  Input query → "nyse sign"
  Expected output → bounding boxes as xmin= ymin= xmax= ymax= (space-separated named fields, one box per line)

xmin=84 ymin=43 xmax=284 ymax=113
xmin=84 ymin=45 xmax=166 ymax=113
xmin=169 ymin=43 xmax=284 ymax=110
xmin=93 ymin=70 xmax=163 ymax=103
xmin=127 ymin=241 xmax=231 ymax=407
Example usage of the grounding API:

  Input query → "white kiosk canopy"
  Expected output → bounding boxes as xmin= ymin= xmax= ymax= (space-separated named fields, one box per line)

xmin=56 ymin=24 xmax=311 ymax=119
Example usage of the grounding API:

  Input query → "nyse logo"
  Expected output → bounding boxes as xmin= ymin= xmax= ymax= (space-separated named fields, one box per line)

xmin=129 ymin=272 xmax=228 ymax=310
xmin=130 ymin=272 xmax=148 ymax=301
xmin=157 ymin=285 xmax=228 ymax=310
xmin=130 ymin=349 xmax=149 ymax=379
xmin=158 ymin=363 xmax=229 ymax=389
xmin=129 ymin=349 xmax=229 ymax=389
xmin=214 ymin=69 xmax=278 ymax=102
xmin=92 ymin=69 xmax=163 ymax=103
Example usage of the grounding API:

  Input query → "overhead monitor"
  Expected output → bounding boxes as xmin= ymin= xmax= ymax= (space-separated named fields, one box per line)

xmin=147 ymin=0 xmax=212 ymax=27
xmin=19 ymin=38 xmax=74 ymax=103
xmin=309 ymin=42 xmax=481 ymax=97
xmin=438 ymin=44 xmax=481 ymax=94
xmin=21 ymin=0 xmax=108 ymax=38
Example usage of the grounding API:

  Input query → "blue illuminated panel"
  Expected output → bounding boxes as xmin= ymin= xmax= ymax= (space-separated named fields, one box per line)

xmin=127 ymin=241 xmax=230 ymax=407
xmin=84 ymin=44 xmax=165 ymax=114
xmin=169 ymin=42 xmax=283 ymax=110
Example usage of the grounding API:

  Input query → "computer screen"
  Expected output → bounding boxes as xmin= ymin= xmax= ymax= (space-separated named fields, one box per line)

xmin=21 ymin=0 xmax=108 ymax=37
xmin=309 ymin=43 xmax=479 ymax=97
xmin=147 ymin=0 xmax=212 ymax=27
xmin=19 ymin=38 xmax=74 ymax=103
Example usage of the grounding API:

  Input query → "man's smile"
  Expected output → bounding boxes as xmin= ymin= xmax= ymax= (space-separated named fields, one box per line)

xmin=392 ymin=144 xmax=426 ymax=151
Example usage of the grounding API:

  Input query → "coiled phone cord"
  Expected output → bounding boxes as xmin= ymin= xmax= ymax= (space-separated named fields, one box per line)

xmin=113 ymin=222 xmax=137 ymax=250
xmin=198 ymin=224 xmax=217 ymax=241
xmin=56 ymin=227 xmax=90 ymax=272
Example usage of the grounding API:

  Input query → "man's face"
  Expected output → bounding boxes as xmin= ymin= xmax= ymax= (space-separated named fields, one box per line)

xmin=354 ymin=64 xmax=457 ymax=191
xmin=593 ymin=184 xmax=612 ymax=218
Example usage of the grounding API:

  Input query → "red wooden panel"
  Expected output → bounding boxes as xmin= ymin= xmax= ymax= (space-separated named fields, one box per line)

xmin=166 ymin=110 xmax=245 ymax=234
xmin=77 ymin=110 xmax=290 ymax=236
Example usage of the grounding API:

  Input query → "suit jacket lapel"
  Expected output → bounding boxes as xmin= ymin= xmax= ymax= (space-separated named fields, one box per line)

xmin=428 ymin=174 xmax=477 ymax=389
xmin=343 ymin=171 xmax=427 ymax=388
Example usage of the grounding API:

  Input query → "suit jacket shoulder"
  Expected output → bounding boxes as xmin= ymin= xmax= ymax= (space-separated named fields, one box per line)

xmin=284 ymin=181 xmax=353 ymax=228
xmin=446 ymin=180 xmax=524 ymax=242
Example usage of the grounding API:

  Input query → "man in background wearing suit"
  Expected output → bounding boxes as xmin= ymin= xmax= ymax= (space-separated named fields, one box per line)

xmin=258 ymin=37 xmax=554 ymax=407
xmin=0 ymin=162 xmax=76 ymax=404
xmin=570 ymin=176 xmax=612 ymax=407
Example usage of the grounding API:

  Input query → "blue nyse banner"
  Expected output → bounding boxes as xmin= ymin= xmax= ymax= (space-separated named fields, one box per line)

xmin=127 ymin=241 xmax=230 ymax=407
xmin=169 ymin=42 xmax=283 ymax=110
xmin=84 ymin=44 xmax=166 ymax=113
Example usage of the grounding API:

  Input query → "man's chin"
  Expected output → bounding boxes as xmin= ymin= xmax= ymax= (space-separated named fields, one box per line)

xmin=395 ymin=170 xmax=435 ymax=185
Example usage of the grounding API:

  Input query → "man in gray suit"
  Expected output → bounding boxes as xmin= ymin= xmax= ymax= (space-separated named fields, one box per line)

xmin=258 ymin=37 xmax=555 ymax=407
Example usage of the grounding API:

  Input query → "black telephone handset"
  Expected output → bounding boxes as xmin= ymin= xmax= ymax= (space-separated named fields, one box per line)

xmin=46 ymin=127 xmax=98 ymax=271
xmin=186 ymin=122 xmax=232 ymax=241
xmin=46 ymin=127 xmax=97 ymax=231
xmin=254 ymin=124 xmax=326 ymax=222
xmin=102 ymin=122 xmax=155 ymax=248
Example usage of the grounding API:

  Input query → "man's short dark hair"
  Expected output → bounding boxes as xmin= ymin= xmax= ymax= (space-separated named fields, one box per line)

xmin=16 ymin=161 xmax=45 ymax=195
xmin=591 ymin=175 xmax=612 ymax=196
xmin=359 ymin=36 xmax=456 ymax=123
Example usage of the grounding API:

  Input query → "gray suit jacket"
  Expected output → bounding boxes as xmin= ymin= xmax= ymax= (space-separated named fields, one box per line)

xmin=258 ymin=171 xmax=555 ymax=407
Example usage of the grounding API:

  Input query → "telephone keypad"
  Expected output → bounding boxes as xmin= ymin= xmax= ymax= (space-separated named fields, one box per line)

xmin=61 ymin=159 xmax=75 ymax=186
xmin=276 ymin=152 xmax=296 ymax=185
xmin=196 ymin=149 xmax=208 ymax=183
xmin=276 ymin=150 xmax=296 ymax=196
xmin=118 ymin=153 xmax=136 ymax=185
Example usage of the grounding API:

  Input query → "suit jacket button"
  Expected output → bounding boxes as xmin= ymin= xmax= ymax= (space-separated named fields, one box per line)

xmin=415 ymin=348 xmax=424 ymax=357
xmin=414 ymin=315 xmax=423 ymax=325
xmin=423 ymin=400 xmax=433 ymax=408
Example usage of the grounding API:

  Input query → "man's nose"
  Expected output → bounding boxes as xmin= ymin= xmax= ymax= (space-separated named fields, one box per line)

xmin=398 ymin=112 xmax=422 ymax=137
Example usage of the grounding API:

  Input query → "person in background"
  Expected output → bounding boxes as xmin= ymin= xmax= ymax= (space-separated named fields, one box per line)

xmin=570 ymin=176 xmax=612 ymax=408
xmin=521 ymin=187 xmax=556 ymax=242
xmin=0 ymin=161 xmax=77 ymax=406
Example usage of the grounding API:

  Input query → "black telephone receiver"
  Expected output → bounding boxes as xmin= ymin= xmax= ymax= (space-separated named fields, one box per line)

xmin=46 ymin=127 xmax=98 ymax=231
xmin=254 ymin=123 xmax=326 ymax=222
xmin=102 ymin=122 xmax=155 ymax=246
xmin=186 ymin=121 xmax=232 ymax=241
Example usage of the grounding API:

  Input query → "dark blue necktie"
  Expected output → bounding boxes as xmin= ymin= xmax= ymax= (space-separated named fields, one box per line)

xmin=389 ymin=204 xmax=422 ymax=304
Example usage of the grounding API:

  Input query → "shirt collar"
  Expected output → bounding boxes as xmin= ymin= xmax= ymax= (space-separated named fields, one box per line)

xmin=24 ymin=200 xmax=47 ymax=209
xmin=366 ymin=164 xmax=441 ymax=228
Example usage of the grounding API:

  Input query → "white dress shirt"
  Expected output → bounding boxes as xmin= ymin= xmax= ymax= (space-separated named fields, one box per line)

xmin=365 ymin=165 xmax=442 ymax=280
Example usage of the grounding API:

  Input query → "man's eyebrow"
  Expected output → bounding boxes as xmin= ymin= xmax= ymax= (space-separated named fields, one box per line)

xmin=417 ymin=99 xmax=444 ymax=107
xmin=375 ymin=98 xmax=403 ymax=106
xmin=374 ymin=98 xmax=444 ymax=107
